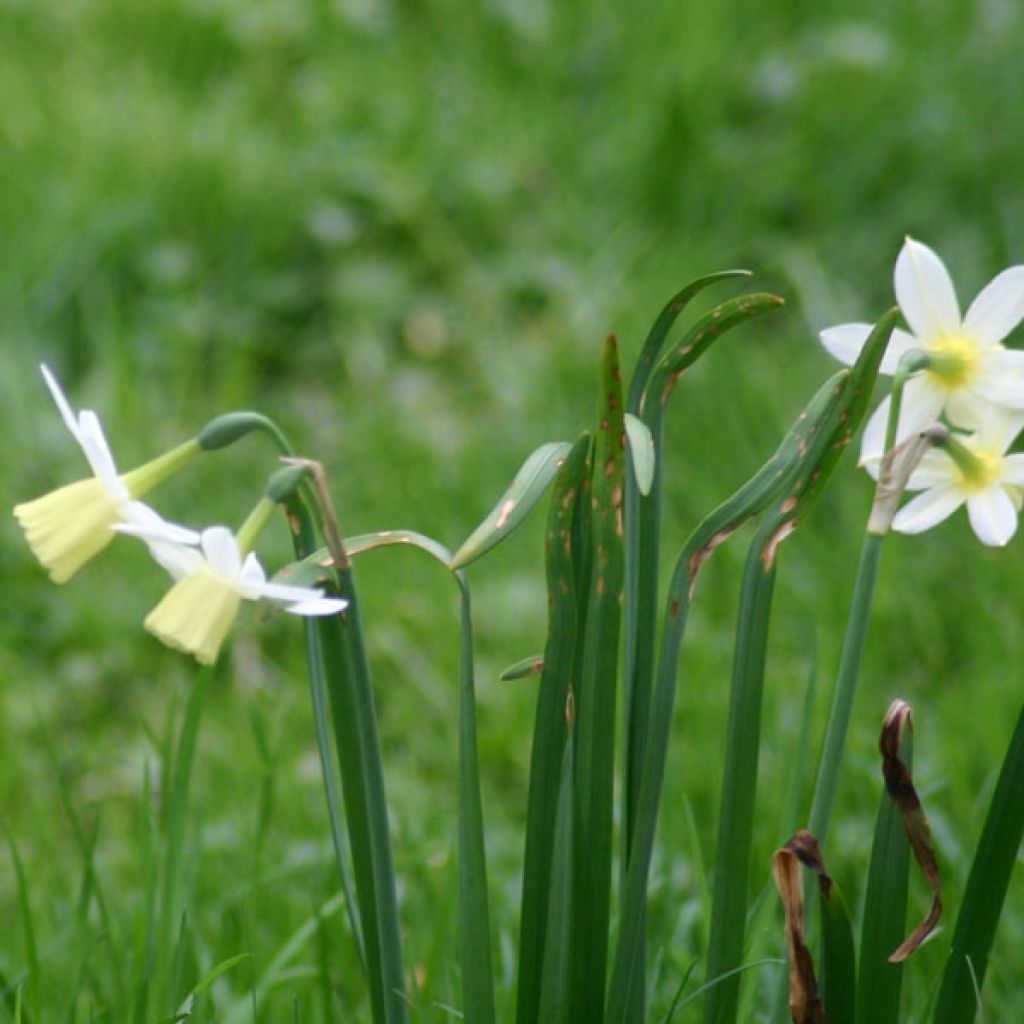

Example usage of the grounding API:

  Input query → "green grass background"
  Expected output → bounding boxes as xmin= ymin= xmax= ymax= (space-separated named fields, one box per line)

xmin=3 ymin=0 xmax=1024 ymax=1019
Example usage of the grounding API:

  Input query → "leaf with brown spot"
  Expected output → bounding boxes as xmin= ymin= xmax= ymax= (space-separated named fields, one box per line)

xmin=451 ymin=441 xmax=573 ymax=569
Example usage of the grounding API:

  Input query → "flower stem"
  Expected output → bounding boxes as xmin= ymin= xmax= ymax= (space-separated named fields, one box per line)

xmin=808 ymin=350 xmax=925 ymax=841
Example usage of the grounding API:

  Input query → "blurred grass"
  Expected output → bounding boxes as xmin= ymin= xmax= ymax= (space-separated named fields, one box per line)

xmin=3 ymin=0 xmax=1024 ymax=1018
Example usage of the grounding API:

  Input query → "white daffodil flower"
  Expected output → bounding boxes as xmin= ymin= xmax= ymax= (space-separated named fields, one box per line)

xmin=885 ymin=413 xmax=1024 ymax=547
xmin=820 ymin=237 xmax=1024 ymax=462
xmin=116 ymin=520 xmax=346 ymax=665
xmin=14 ymin=365 xmax=199 ymax=583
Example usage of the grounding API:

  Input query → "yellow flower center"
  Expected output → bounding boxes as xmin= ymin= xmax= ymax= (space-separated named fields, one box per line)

xmin=925 ymin=334 xmax=980 ymax=390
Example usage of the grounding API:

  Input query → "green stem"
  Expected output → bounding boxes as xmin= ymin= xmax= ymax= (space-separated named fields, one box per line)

xmin=807 ymin=351 xmax=922 ymax=841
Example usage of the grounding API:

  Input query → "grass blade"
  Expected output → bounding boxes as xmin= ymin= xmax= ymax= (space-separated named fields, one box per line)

xmin=933 ymin=702 xmax=1024 ymax=1022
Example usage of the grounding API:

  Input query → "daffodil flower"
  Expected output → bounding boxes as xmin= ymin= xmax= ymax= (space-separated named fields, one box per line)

xmin=882 ymin=413 xmax=1024 ymax=547
xmin=14 ymin=365 xmax=200 ymax=583
xmin=820 ymin=237 xmax=1024 ymax=461
xmin=116 ymin=514 xmax=346 ymax=665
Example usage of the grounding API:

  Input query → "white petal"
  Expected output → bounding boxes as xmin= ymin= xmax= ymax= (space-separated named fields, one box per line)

xmin=200 ymin=527 xmax=243 ymax=579
xmin=148 ymin=538 xmax=204 ymax=580
xmin=1000 ymin=454 xmax=1024 ymax=486
xmin=859 ymin=377 xmax=944 ymax=464
xmin=285 ymin=596 xmax=348 ymax=616
xmin=40 ymin=365 xmax=84 ymax=445
xmin=966 ymin=488 xmax=1018 ymax=546
xmin=891 ymin=485 xmax=964 ymax=534
xmin=878 ymin=327 xmax=922 ymax=376
xmin=245 ymin=578 xmax=337 ymax=606
xmin=819 ymin=323 xmax=871 ymax=367
xmin=114 ymin=510 xmax=202 ymax=546
xmin=963 ymin=266 xmax=1024 ymax=347
xmin=239 ymin=552 xmax=268 ymax=588
xmin=970 ymin=347 xmax=1024 ymax=409
xmin=894 ymin=237 xmax=961 ymax=341
xmin=903 ymin=449 xmax=957 ymax=491
xmin=76 ymin=410 xmax=128 ymax=498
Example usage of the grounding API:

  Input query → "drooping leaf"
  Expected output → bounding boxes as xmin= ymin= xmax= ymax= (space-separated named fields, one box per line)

xmin=878 ymin=701 xmax=941 ymax=962
xmin=452 ymin=441 xmax=573 ymax=569
xmin=771 ymin=840 xmax=826 ymax=1024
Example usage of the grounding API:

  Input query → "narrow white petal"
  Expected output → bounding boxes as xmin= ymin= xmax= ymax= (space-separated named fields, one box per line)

xmin=285 ymin=596 xmax=348 ymax=616
xmin=892 ymin=485 xmax=964 ymax=534
xmin=40 ymin=364 xmax=85 ymax=444
xmin=246 ymin=579 xmax=337 ymax=606
xmin=1000 ymin=455 xmax=1024 ymax=486
xmin=966 ymin=488 xmax=1018 ymax=546
xmin=894 ymin=237 xmax=961 ymax=341
xmin=963 ymin=266 xmax=1024 ymax=347
xmin=114 ymin=511 xmax=202 ymax=546
xmin=201 ymin=527 xmax=243 ymax=579
xmin=859 ymin=377 xmax=944 ymax=465
xmin=878 ymin=327 xmax=922 ymax=376
xmin=819 ymin=323 xmax=871 ymax=367
xmin=76 ymin=410 xmax=128 ymax=498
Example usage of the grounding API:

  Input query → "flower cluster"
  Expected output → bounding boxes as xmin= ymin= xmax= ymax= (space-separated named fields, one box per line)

xmin=14 ymin=368 xmax=345 ymax=664
xmin=820 ymin=237 xmax=1024 ymax=546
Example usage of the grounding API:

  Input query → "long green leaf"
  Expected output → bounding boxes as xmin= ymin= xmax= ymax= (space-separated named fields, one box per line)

xmin=451 ymin=441 xmax=572 ymax=569
xmin=9 ymin=837 xmax=40 ymax=1019
xmin=536 ymin=738 xmax=576 ymax=1024
xmin=296 ymin=522 xmax=494 ymax=1023
xmin=702 ymin=311 xmax=895 ymax=1024
xmin=856 ymin=770 xmax=910 ymax=1024
xmin=569 ymin=336 xmax=626 ymax=1023
xmin=516 ymin=434 xmax=593 ymax=1024
xmin=454 ymin=572 xmax=496 ymax=1023
xmin=606 ymin=370 xmax=849 ymax=1024
xmin=626 ymin=270 xmax=752 ymax=415
xmin=933 ymin=702 xmax=1024 ymax=1022
xmin=621 ymin=287 xmax=783 ymax=1023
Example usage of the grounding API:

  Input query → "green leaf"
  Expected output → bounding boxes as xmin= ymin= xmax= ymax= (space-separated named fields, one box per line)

xmin=516 ymin=433 xmax=592 ymax=1024
xmin=569 ymin=336 xmax=626 ymax=1023
xmin=606 ymin=370 xmax=854 ymax=1024
xmin=626 ymin=270 xmax=753 ymax=416
xmin=536 ymin=738 xmax=576 ymax=1024
xmin=933 ymin=702 xmax=1024 ymax=1022
xmin=624 ymin=414 xmax=655 ymax=496
xmin=820 ymin=877 xmax=856 ymax=1024
xmin=454 ymin=573 xmax=497 ymax=1024
xmin=856 ymin=732 xmax=911 ymax=1024
xmin=452 ymin=441 xmax=573 ymax=569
